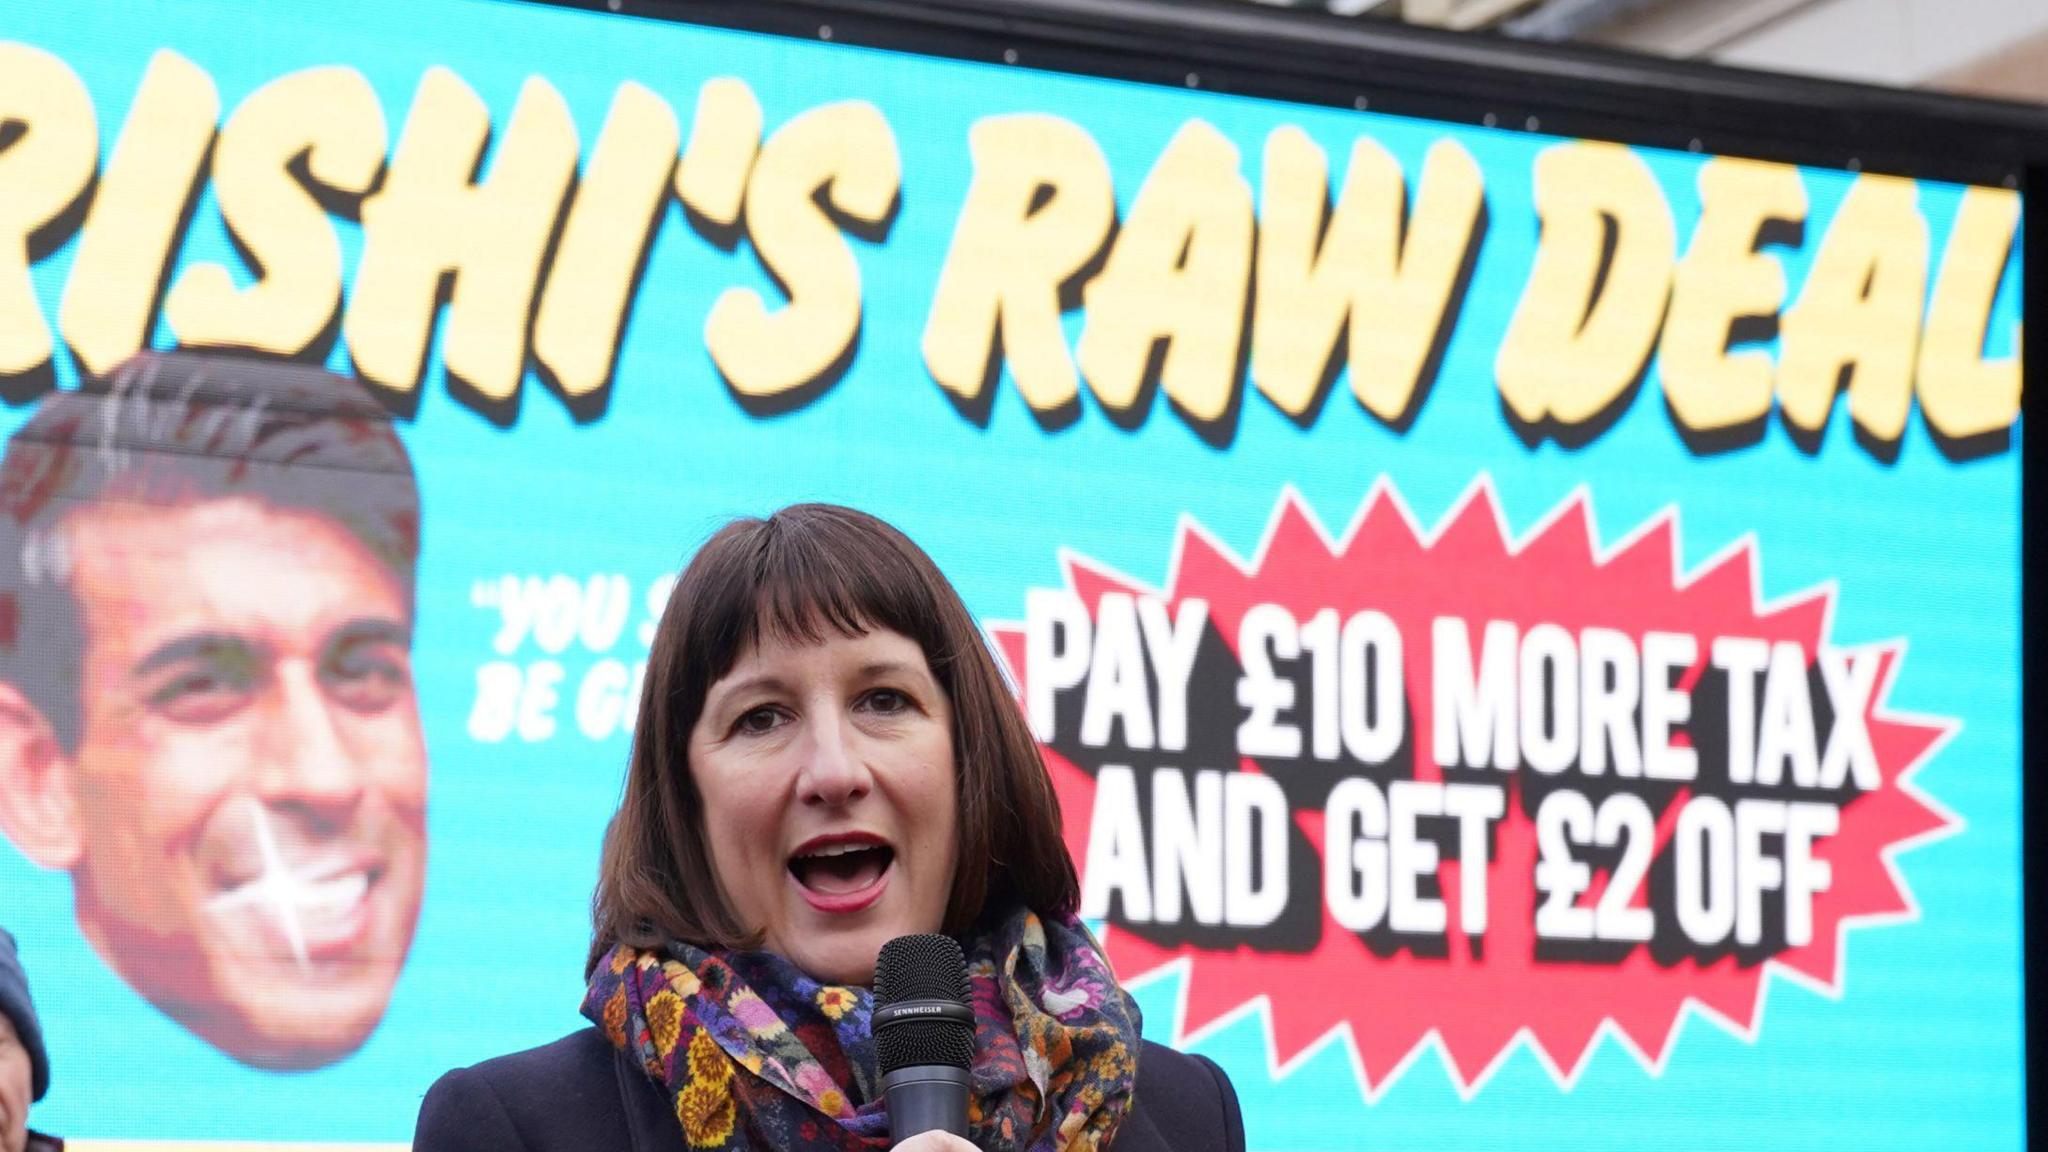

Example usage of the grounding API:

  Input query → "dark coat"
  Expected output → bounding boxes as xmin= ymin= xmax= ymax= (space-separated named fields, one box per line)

xmin=415 ymin=1028 xmax=1244 ymax=1152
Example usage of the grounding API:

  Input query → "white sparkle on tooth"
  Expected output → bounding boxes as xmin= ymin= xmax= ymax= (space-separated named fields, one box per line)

xmin=206 ymin=804 xmax=311 ymax=970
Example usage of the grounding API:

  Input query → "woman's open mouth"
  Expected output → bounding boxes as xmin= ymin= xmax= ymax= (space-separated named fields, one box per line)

xmin=788 ymin=835 xmax=894 ymax=913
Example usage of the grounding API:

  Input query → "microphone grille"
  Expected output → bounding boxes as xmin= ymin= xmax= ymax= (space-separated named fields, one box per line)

xmin=874 ymin=933 xmax=973 ymax=1074
xmin=875 ymin=933 xmax=970 ymax=1004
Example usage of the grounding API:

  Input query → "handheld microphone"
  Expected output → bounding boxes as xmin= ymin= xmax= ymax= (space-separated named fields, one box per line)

xmin=874 ymin=933 xmax=974 ymax=1142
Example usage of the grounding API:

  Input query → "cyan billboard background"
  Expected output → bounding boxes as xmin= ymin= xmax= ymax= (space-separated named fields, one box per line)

xmin=0 ymin=0 xmax=2022 ymax=1146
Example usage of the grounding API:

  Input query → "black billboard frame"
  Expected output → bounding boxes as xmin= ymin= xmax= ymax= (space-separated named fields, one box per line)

xmin=519 ymin=0 xmax=2048 ymax=188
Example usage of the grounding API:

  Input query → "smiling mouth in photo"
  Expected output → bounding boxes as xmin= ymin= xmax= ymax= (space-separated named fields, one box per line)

xmin=789 ymin=842 xmax=894 ymax=895
xmin=208 ymin=858 xmax=385 ymax=966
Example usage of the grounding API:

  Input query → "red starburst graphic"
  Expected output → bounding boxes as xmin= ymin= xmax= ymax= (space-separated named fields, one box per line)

xmin=987 ymin=478 xmax=1958 ymax=1096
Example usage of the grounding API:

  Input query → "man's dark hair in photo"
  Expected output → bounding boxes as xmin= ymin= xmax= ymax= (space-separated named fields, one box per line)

xmin=0 ymin=349 xmax=422 ymax=753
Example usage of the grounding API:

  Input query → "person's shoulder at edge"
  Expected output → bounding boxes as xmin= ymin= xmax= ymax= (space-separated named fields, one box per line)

xmin=414 ymin=1029 xmax=628 ymax=1152
xmin=1129 ymin=1039 xmax=1245 ymax=1152
xmin=0 ymin=929 xmax=48 ymax=1101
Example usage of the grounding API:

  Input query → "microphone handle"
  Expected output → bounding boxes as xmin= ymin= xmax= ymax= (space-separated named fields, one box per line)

xmin=882 ymin=1064 xmax=971 ymax=1142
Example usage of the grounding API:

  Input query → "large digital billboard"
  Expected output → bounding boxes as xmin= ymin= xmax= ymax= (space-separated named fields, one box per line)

xmin=0 ymin=0 xmax=2026 ymax=1147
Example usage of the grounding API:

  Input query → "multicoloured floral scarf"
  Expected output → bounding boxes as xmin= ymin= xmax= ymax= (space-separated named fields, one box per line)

xmin=584 ymin=909 xmax=1140 ymax=1152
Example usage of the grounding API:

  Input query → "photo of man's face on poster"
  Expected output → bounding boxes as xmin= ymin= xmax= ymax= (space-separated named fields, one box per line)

xmin=0 ymin=350 xmax=427 ymax=1070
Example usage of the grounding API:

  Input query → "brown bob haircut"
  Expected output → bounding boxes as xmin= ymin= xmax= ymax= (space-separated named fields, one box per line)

xmin=589 ymin=503 xmax=1078 ymax=971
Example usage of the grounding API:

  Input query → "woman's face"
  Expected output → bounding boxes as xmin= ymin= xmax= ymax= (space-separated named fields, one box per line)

xmin=688 ymin=625 xmax=958 ymax=985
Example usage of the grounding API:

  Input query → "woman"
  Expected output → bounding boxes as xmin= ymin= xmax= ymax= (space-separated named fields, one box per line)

xmin=415 ymin=505 xmax=1244 ymax=1152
